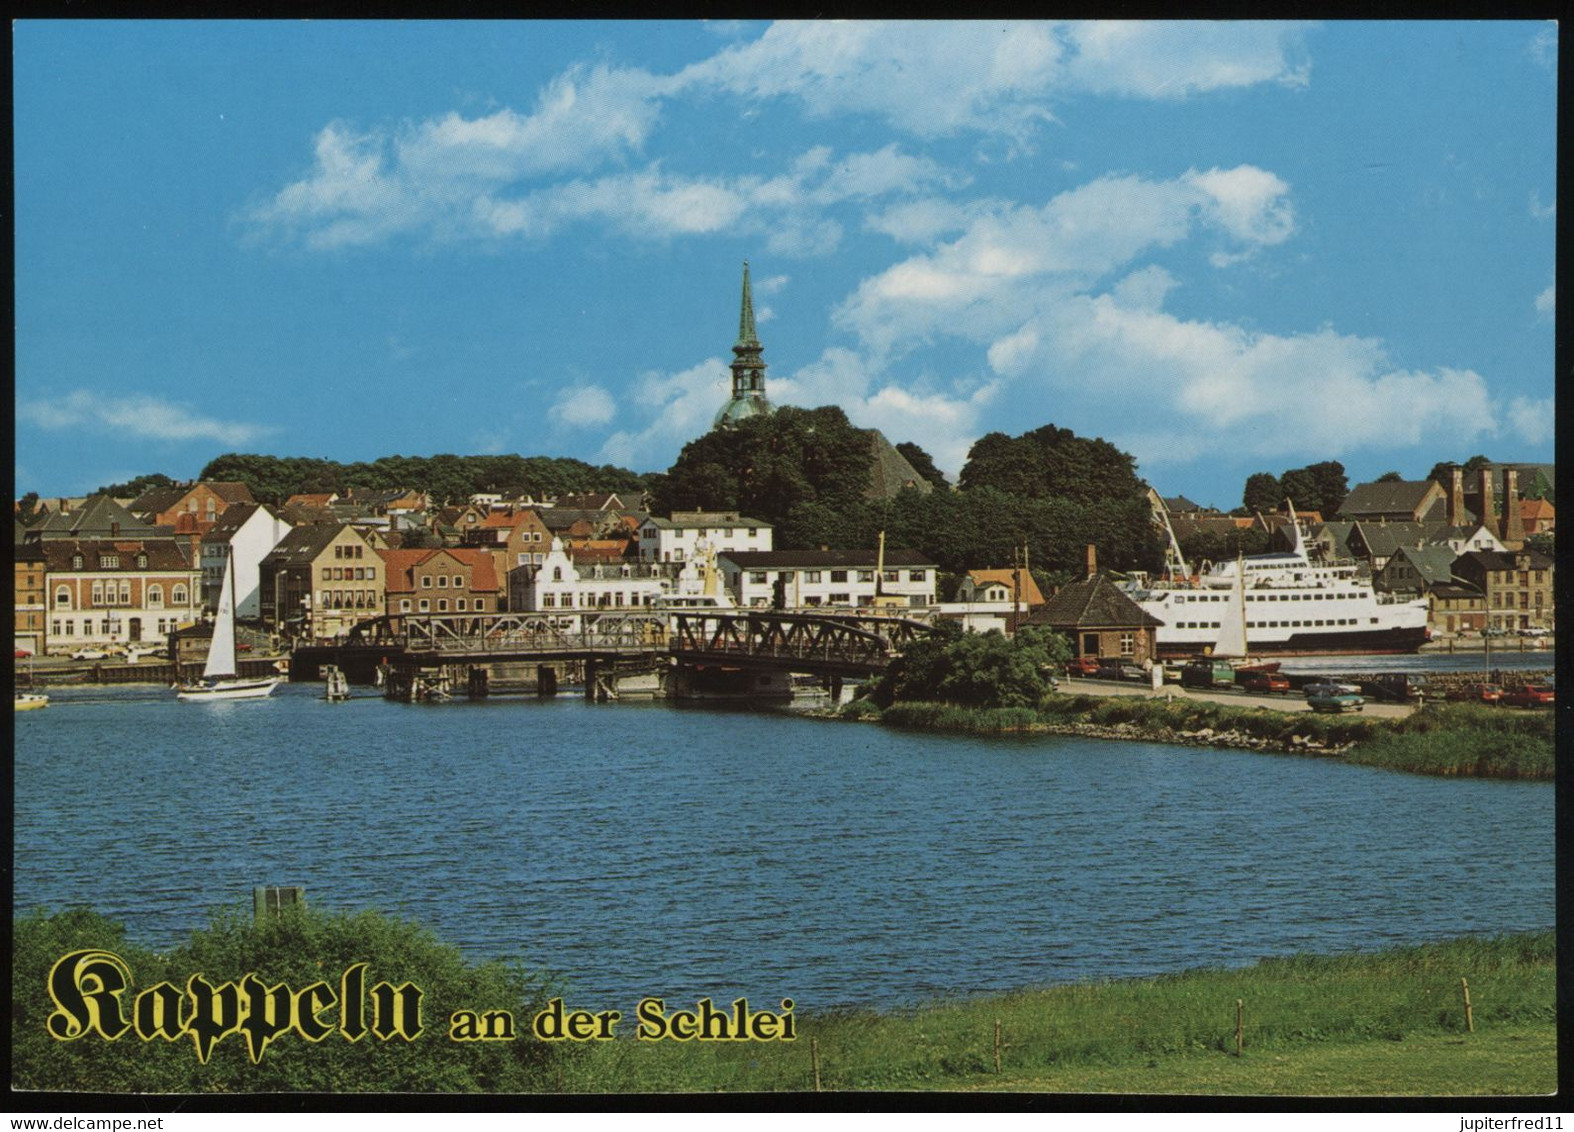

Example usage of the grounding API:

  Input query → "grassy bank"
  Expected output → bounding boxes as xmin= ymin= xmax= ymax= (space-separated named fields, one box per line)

xmin=849 ymin=698 xmax=1553 ymax=780
xmin=549 ymin=932 xmax=1555 ymax=1094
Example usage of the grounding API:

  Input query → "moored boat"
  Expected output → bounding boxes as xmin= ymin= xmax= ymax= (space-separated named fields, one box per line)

xmin=15 ymin=691 xmax=49 ymax=711
xmin=176 ymin=557 xmax=280 ymax=701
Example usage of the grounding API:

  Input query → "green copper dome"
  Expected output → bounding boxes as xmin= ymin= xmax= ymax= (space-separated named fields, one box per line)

xmin=715 ymin=259 xmax=773 ymax=428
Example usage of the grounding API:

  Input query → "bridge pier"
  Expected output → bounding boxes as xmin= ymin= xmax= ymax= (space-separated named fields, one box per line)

xmin=466 ymin=666 xmax=489 ymax=700
xmin=537 ymin=664 xmax=558 ymax=696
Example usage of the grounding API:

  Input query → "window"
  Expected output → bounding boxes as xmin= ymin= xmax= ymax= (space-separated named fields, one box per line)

xmin=437 ymin=575 xmax=449 ymax=588
xmin=858 ymin=571 xmax=874 ymax=583
xmin=543 ymin=594 xmax=556 ymax=608
xmin=136 ymin=553 xmax=148 ymax=569
xmin=437 ymin=599 xmax=448 ymax=612
xmin=421 ymin=576 xmax=432 ymax=588
xmin=322 ymin=566 xmax=332 ymax=580
xmin=148 ymin=584 xmax=163 ymax=608
xmin=71 ymin=554 xmax=84 ymax=569
xmin=400 ymin=599 xmax=411 ymax=612
xmin=829 ymin=593 xmax=850 ymax=604
xmin=883 ymin=570 xmax=899 ymax=584
xmin=101 ymin=555 xmax=119 ymax=569
xmin=171 ymin=585 xmax=188 ymax=605
xmin=911 ymin=570 xmax=927 ymax=583
xmin=474 ymin=599 xmax=485 ymax=612
xmin=56 ymin=586 xmax=72 ymax=609
xmin=805 ymin=571 xmax=822 ymax=583
xmin=1119 ymin=633 xmax=1135 ymax=656
xmin=366 ymin=566 xmax=375 ymax=581
xmin=418 ymin=599 xmax=430 ymax=612
xmin=92 ymin=582 xmax=104 ymax=606
xmin=750 ymin=571 xmax=768 ymax=585
xmin=830 ymin=570 xmax=848 ymax=583
xmin=456 ymin=599 xmax=467 ymax=611
xmin=119 ymin=581 xmax=131 ymax=604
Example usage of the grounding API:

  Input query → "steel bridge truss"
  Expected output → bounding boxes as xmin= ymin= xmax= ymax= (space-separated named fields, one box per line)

xmin=670 ymin=610 xmax=929 ymax=674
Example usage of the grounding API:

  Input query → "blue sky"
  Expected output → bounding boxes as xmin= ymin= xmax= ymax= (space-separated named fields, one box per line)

xmin=14 ymin=20 xmax=1557 ymax=509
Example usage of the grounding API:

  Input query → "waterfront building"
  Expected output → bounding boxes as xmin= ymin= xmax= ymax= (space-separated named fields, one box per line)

xmin=1023 ymin=572 xmax=1162 ymax=664
xmin=14 ymin=530 xmax=48 ymax=656
xmin=379 ymin=547 xmax=501 ymax=620
xmin=1337 ymin=479 xmax=1448 ymax=524
xmin=718 ymin=548 xmax=937 ymax=610
xmin=258 ymin=523 xmax=385 ymax=641
xmin=23 ymin=494 xmax=158 ymax=543
xmin=638 ymin=511 xmax=773 ymax=563
xmin=1452 ymin=548 xmax=1554 ymax=633
xmin=198 ymin=502 xmax=292 ymax=617
xmin=40 ymin=538 xmax=201 ymax=653
xmin=507 ymin=537 xmax=669 ymax=623
xmin=714 ymin=261 xmax=773 ymax=428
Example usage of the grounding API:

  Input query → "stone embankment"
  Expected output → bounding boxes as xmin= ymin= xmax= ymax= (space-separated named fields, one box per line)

xmin=1033 ymin=719 xmax=1350 ymax=757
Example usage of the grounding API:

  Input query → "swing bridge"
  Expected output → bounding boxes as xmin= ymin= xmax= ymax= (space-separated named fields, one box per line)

xmin=294 ymin=609 xmax=931 ymax=701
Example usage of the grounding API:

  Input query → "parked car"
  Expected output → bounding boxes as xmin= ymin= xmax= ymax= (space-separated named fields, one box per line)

xmin=1447 ymin=682 xmax=1502 ymax=704
xmin=1523 ymin=627 xmax=1549 ymax=638
xmin=1066 ymin=657 xmax=1102 ymax=677
xmin=1181 ymin=658 xmax=1236 ymax=689
xmin=1242 ymin=672 xmax=1291 ymax=695
xmin=70 ymin=647 xmax=111 ymax=660
xmin=1303 ymin=681 xmax=1361 ymax=698
xmin=124 ymin=646 xmax=160 ymax=663
xmin=1482 ymin=627 xmax=1510 ymax=638
xmin=15 ymin=648 xmax=32 ymax=659
xmin=1307 ymin=692 xmax=1365 ymax=714
xmin=1501 ymin=685 xmax=1555 ymax=708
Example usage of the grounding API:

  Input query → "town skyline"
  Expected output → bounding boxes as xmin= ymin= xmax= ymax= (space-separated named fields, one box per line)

xmin=15 ymin=21 xmax=1556 ymax=508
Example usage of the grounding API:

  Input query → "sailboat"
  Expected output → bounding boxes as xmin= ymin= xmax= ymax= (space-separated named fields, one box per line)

xmin=176 ymin=555 xmax=281 ymax=701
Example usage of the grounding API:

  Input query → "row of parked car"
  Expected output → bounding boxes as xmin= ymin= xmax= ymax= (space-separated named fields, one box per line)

xmin=1445 ymin=682 xmax=1555 ymax=708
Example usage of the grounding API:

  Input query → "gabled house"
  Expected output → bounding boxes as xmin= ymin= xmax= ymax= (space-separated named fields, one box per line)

xmin=1520 ymin=497 xmax=1555 ymax=536
xmin=258 ymin=523 xmax=383 ymax=641
xmin=1373 ymin=545 xmax=1458 ymax=597
xmin=379 ymin=547 xmax=501 ymax=620
xmin=718 ymin=548 xmax=937 ymax=610
xmin=958 ymin=568 xmax=1045 ymax=608
xmin=24 ymin=494 xmax=159 ymax=543
xmin=1022 ymin=573 xmax=1161 ymax=663
xmin=1452 ymin=549 xmax=1554 ymax=633
xmin=507 ymin=538 xmax=669 ymax=622
xmin=199 ymin=503 xmax=293 ymax=618
xmin=638 ymin=511 xmax=774 ymax=564
xmin=129 ymin=481 xmax=255 ymax=527
xmin=1337 ymin=479 xmax=1448 ymax=524
xmin=1345 ymin=521 xmax=1446 ymax=572
xmin=41 ymin=539 xmax=201 ymax=653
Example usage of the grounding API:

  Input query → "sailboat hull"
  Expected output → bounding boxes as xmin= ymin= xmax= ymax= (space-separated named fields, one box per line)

xmin=176 ymin=676 xmax=281 ymax=701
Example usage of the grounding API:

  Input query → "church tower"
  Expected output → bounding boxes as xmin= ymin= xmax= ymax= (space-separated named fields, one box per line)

xmin=714 ymin=260 xmax=774 ymax=428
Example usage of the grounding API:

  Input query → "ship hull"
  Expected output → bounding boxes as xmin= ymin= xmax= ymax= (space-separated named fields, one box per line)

xmin=1154 ymin=624 xmax=1429 ymax=660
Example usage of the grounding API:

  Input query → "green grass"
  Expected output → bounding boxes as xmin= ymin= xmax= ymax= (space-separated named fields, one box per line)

xmin=843 ymin=697 xmax=1553 ymax=780
xmin=540 ymin=932 xmax=1555 ymax=1095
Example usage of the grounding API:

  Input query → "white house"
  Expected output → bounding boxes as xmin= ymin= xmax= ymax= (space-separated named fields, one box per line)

xmin=508 ymin=538 xmax=671 ymax=625
xmin=199 ymin=503 xmax=293 ymax=618
xmin=718 ymin=549 xmax=937 ymax=610
xmin=638 ymin=511 xmax=773 ymax=563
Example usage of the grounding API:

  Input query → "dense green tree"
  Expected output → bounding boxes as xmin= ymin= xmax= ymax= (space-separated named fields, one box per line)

xmin=12 ymin=904 xmax=563 ymax=1093
xmin=895 ymin=442 xmax=949 ymax=490
xmin=1241 ymin=472 xmax=1283 ymax=513
xmin=1175 ymin=525 xmax=1273 ymax=569
xmin=95 ymin=472 xmax=174 ymax=498
xmin=1526 ymin=532 xmax=1553 ymax=557
xmin=1302 ymin=460 xmax=1349 ymax=515
xmin=1375 ymin=470 xmax=1404 ymax=483
xmin=871 ymin=624 xmax=1071 ymax=708
xmin=1278 ymin=468 xmax=1318 ymax=511
xmin=651 ymin=406 xmax=873 ymax=532
xmin=16 ymin=491 xmax=41 ymax=524
xmin=957 ymin=424 xmax=1144 ymax=508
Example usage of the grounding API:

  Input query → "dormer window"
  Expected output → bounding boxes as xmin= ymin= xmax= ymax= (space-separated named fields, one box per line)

xmin=100 ymin=555 xmax=119 ymax=569
xmin=136 ymin=553 xmax=148 ymax=569
xmin=71 ymin=554 xmax=84 ymax=569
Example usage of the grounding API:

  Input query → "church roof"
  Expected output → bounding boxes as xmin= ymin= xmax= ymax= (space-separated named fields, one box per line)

xmin=866 ymin=431 xmax=934 ymax=499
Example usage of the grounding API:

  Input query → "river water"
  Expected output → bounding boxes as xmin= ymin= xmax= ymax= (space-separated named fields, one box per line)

xmin=13 ymin=684 xmax=1554 ymax=1012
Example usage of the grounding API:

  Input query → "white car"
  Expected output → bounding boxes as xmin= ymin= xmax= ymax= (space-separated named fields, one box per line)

xmin=124 ymin=646 xmax=161 ymax=662
xmin=70 ymin=647 xmax=111 ymax=660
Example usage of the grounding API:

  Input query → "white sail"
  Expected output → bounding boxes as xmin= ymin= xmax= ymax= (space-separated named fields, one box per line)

xmin=1211 ymin=558 xmax=1249 ymax=659
xmin=204 ymin=556 xmax=238 ymax=680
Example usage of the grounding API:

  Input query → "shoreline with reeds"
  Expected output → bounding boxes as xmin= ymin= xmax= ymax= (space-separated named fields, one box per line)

xmin=824 ymin=697 xmax=1553 ymax=780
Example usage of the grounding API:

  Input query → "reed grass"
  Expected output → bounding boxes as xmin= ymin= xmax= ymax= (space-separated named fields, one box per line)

xmin=543 ymin=931 xmax=1554 ymax=1094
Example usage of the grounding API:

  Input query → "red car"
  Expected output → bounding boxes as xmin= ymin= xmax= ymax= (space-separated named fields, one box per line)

xmin=14 ymin=648 xmax=32 ymax=659
xmin=1448 ymin=683 xmax=1503 ymax=704
xmin=1242 ymin=672 xmax=1291 ymax=695
xmin=1501 ymin=685 xmax=1555 ymax=708
xmin=1066 ymin=656 xmax=1102 ymax=677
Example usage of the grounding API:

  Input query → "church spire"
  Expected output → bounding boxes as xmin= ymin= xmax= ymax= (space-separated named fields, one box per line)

xmin=715 ymin=259 xmax=773 ymax=428
xmin=737 ymin=259 xmax=759 ymax=347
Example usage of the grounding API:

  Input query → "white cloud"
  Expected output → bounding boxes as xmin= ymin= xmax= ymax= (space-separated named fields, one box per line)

xmin=1529 ymin=24 xmax=1557 ymax=71
xmin=1535 ymin=284 xmax=1554 ymax=321
xmin=1506 ymin=396 xmax=1555 ymax=445
xmin=1529 ymin=190 xmax=1555 ymax=221
xmin=838 ymin=166 xmax=1295 ymax=356
xmin=17 ymin=390 xmax=274 ymax=446
xmin=1061 ymin=21 xmax=1311 ymax=98
xmin=599 ymin=360 xmax=731 ymax=469
xmin=550 ymin=384 xmax=618 ymax=428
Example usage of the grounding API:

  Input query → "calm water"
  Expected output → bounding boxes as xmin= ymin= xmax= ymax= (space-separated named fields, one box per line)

xmin=14 ymin=684 xmax=1554 ymax=1012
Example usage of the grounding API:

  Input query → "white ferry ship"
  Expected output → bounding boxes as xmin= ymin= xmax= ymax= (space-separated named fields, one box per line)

xmin=1126 ymin=512 xmax=1430 ymax=658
